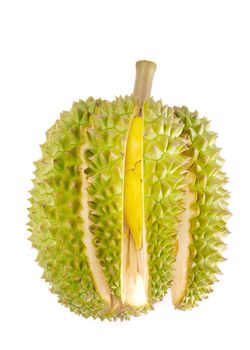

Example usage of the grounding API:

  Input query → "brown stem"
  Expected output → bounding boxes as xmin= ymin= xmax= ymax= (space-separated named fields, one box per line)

xmin=133 ymin=60 xmax=157 ymax=115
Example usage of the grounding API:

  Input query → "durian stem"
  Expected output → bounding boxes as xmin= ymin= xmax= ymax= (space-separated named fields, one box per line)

xmin=133 ymin=60 xmax=157 ymax=114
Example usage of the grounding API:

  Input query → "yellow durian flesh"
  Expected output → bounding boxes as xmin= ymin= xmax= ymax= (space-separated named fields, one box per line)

xmin=124 ymin=116 xmax=143 ymax=250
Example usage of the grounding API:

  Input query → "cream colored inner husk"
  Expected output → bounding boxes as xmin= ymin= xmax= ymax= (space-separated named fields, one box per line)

xmin=171 ymin=184 xmax=196 ymax=306
xmin=81 ymin=139 xmax=111 ymax=305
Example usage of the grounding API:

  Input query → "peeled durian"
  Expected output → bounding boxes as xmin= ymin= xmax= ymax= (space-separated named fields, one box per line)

xmin=28 ymin=60 xmax=230 ymax=320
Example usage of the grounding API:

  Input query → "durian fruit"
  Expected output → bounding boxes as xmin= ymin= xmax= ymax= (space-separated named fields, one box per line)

xmin=28 ymin=60 xmax=229 ymax=320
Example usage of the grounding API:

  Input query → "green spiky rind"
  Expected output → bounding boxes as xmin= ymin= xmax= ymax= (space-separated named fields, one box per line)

xmin=28 ymin=94 xmax=229 ymax=319
xmin=28 ymin=98 xmax=114 ymax=319
xmin=63 ymin=297 xmax=151 ymax=321
xmin=173 ymin=106 xmax=230 ymax=309
xmin=143 ymin=99 xmax=191 ymax=303
xmin=85 ymin=96 xmax=136 ymax=300
xmin=101 ymin=302 xmax=153 ymax=321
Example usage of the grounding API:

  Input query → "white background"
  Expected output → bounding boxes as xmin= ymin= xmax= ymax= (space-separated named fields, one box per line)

xmin=0 ymin=0 xmax=249 ymax=349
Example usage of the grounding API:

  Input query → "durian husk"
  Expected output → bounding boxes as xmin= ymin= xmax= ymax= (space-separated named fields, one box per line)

xmin=28 ymin=97 xmax=230 ymax=319
xmin=143 ymin=99 xmax=191 ymax=303
xmin=171 ymin=106 xmax=230 ymax=310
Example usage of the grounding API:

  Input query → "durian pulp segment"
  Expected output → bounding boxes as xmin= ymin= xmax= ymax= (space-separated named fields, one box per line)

xmin=171 ymin=172 xmax=197 ymax=306
xmin=121 ymin=116 xmax=148 ymax=306
xmin=124 ymin=116 xmax=143 ymax=249
xmin=81 ymin=139 xmax=111 ymax=305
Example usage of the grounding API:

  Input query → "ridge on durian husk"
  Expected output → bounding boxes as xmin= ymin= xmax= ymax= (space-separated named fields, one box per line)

xmin=171 ymin=106 xmax=230 ymax=310
xmin=143 ymin=99 xmax=190 ymax=303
